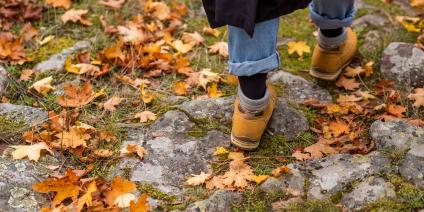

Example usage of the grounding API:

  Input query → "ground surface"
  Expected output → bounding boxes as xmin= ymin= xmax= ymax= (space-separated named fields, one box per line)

xmin=0 ymin=0 xmax=424 ymax=211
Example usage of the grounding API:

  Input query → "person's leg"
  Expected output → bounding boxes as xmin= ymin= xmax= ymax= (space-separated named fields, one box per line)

xmin=228 ymin=18 xmax=280 ymax=150
xmin=309 ymin=0 xmax=357 ymax=80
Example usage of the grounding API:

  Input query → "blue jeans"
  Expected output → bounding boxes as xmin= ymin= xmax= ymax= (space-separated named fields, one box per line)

xmin=228 ymin=0 xmax=355 ymax=76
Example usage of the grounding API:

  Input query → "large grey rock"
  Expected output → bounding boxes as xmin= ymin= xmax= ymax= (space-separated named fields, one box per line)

xmin=0 ymin=150 xmax=58 ymax=212
xmin=370 ymin=120 xmax=424 ymax=152
xmin=184 ymin=190 xmax=242 ymax=212
xmin=34 ymin=41 xmax=90 ymax=73
xmin=381 ymin=42 xmax=424 ymax=89
xmin=0 ymin=103 xmax=47 ymax=127
xmin=341 ymin=177 xmax=396 ymax=210
xmin=178 ymin=97 xmax=309 ymax=141
xmin=400 ymin=139 xmax=424 ymax=189
xmin=0 ymin=66 xmax=7 ymax=96
xmin=259 ymin=164 xmax=305 ymax=196
xmin=112 ymin=110 xmax=229 ymax=195
xmin=305 ymin=152 xmax=391 ymax=199
xmin=269 ymin=71 xmax=332 ymax=103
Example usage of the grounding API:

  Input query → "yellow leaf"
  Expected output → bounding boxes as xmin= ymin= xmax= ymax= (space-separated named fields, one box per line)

xmin=250 ymin=175 xmax=269 ymax=184
xmin=185 ymin=172 xmax=212 ymax=186
xmin=182 ymin=32 xmax=204 ymax=46
xmin=29 ymin=76 xmax=55 ymax=96
xmin=144 ymin=1 xmax=170 ymax=20
xmin=214 ymin=147 xmax=229 ymax=155
xmin=411 ymin=0 xmax=424 ymax=8
xmin=77 ymin=181 xmax=97 ymax=211
xmin=172 ymin=81 xmax=189 ymax=96
xmin=228 ymin=152 xmax=245 ymax=160
xmin=172 ymin=40 xmax=193 ymax=54
xmin=207 ymin=82 xmax=223 ymax=98
xmin=130 ymin=193 xmax=150 ymax=212
xmin=140 ymin=83 xmax=155 ymax=104
xmin=65 ymin=57 xmax=80 ymax=74
xmin=364 ymin=61 xmax=374 ymax=77
xmin=287 ymin=41 xmax=311 ymax=57
xmin=53 ymin=127 xmax=91 ymax=149
xmin=120 ymin=144 xmax=147 ymax=159
xmin=38 ymin=35 xmax=55 ymax=46
xmin=11 ymin=142 xmax=53 ymax=161
xmin=105 ymin=176 xmax=137 ymax=207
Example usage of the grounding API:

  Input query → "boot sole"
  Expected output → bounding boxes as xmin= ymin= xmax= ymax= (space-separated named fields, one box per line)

xmin=230 ymin=133 xmax=260 ymax=151
xmin=309 ymin=59 xmax=353 ymax=81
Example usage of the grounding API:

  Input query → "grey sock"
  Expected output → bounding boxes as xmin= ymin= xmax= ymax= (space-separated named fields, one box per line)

xmin=237 ymin=86 xmax=269 ymax=113
xmin=318 ymin=28 xmax=347 ymax=49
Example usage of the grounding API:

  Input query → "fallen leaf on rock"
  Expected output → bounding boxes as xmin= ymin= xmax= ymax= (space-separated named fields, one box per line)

xmin=288 ymin=41 xmax=311 ymax=57
xmin=134 ymin=111 xmax=157 ymax=123
xmin=214 ymin=147 xmax=229 ymax=155
xmin=408 ymin=88 xmax=424 ymax=108
xmin=11 ymin=142 xmax=53 ymax=161
xmin=45 ymin=0 xmax=72 ymax=9
xmin=209 ymin=41 xmax=228 ymax=57
xmin=105 ymin=176 xmax=136 ymax=207
xmin=250 ymin=175 xmax=269 ymax=184
xmin=185 ymin=172 xmax=212 ymax=186
xmin=336 ymin=76 xmax=360 ymax=91
xmin=304 ymin=142 xmax=337 ymax=159
xmin=33 ymin=169 xmax=80 ymax=207
xmin=292 ymin=150 xmax=310 ymax=161
xmin=29 ymin=76 xmax=55 ymax=96
xmin=102 ymin=96 xmax=124 ymax=112
xmin=61 ymin=9 xmax=92 ymax=26
xmin=19 ymin=69 xmax=34 ymax=81
xmin=53 ymin=127 xmax=91 ymax=149
xmin=130 ymin=193 xmax=150 ymax=212
xmin=271 ymin=166 xmax=291 ymax=177
xmin=98 ymin=0 xmax=125 ymax=9
xmin=207 ymin=83 xmax=223 ymax=98
xmin=172 ymin=81 xmax=189 ymax=96
xmin=203 ymin=27 xmax=221 ymax=37
xmin=57 ymin=82 xmax=100 ymax=107
xmin=120 ymin=144 xmax=147 ymax=159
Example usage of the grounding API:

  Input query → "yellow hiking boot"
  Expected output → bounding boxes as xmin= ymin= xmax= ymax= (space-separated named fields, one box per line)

xmin=310 ymin=28 xmax=358 ymax=81
xmin=230 ymin=83 xmax=277 ymax=151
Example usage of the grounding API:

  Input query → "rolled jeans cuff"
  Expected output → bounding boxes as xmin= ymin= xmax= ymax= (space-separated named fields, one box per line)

xmin=309 ymin=3 xmax=356 ymax=29
xmin=228 ymin=52 xmax=280 ymax=76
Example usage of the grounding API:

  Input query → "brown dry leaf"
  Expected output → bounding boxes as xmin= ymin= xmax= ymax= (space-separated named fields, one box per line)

xmin=61 ymin=9 xmax=92 ymax=26
xmin=337 ymin=95 xmax=362 ymax=103
xmin=11 ymin=142 xmax=53 ymax=161
xmin=221 ymin=159 xmax=254 ymax=189
xmin=102 ymin=96 xmax=124 ymax=112
xmin=93 ymin=149 xmax=113 ymax=157
xmin=271 ymin=166 xmax=291 ymax=177
xmin=134 ymin=111 xmax=157 ymax=123
xmin=344 ymin=66 xmax=365 ymax=77
xmin=98 ymin=0 xmax=125 ymax=9
xmin=250 ymin=175 xmax=269 ymax=184
xmin=209 ymin=41 xmax=228 ymax=57
xmin=32 ymin=169 xmax=80 ymax=207
xmin=185 ymin=172 xmax=211 ymax=186
xmin=182 ymin=32 xmax=204 ymax=46
xmin=172 ymin=81 xmax=189 ymax=96
xmin=386 ymin=104 xmax=406 ymax=118
xmin=292 ymin=150 xmax=310 ymax=161
xmin=130 ymin=193 xmax=150 ymax=212
xmin=56 ymin=82 xmax=99 ymax=108
xmin=144 ymin=1 xmax=170 ymax=20
xmin=105 ymin=176 xmax=136 ymax=207
xmin=288 ymin=41 xmax=311 ymax=57
xmin=336 ymin=76 xmax=360 ymax=91
xmin=364 ymin=61 xmax=374 ymax=77
xmin=203 ymin=27 xmax=221 ymax=37
xmin=120 ymin=144 xmax=147 ymax=159
xmin=329 ymin=119 xmax=350 ymax=137
xmin=304 ymin=142 xmax=338 ymax=159
xmin=408 ymin=88 xmax=424 ymax=108
xmin=19 ymin=69 xmax=34 ymax=81
xmin=77 ymin=181 xmax=97 ymax=211
xmin=118 ymin=25 xmax=145 ymax=44
xmin=20 ymin=23 xmax=39 ymax=41
xmin=75 ymin=64 xmax=101 ymax=75
xmin=45 ymin=0 xmax=72 ymax=9
xmin=53 ymin=127 xmax=91 ymax=149
xmin=205 ymin=175 xmax=226 ymax=190
xmin=29 ymin=76 xmax=55 ymax=96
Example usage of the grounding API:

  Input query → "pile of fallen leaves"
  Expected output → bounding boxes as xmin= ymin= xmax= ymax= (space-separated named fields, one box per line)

xmin=395 ymin=0 xmax=424 ymax=49
xmin=32 ymin=169 xmax=149 ymax=211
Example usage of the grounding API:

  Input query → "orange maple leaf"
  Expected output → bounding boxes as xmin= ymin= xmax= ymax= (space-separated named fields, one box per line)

xmin=56 ymin=82 xmax=99 ymax=107
xmin=130 ymin=193 xmax=150 ymax=212
xmin=105 ymin=176 xmax=137 ymax=207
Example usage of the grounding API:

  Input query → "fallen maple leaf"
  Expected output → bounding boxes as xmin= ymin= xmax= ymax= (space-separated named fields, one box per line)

xmin=45 ymin=0 xmax=72 ymax=9
xmin=292 ymin=150 xmax=310 ymax=161
xmin=172 ymin=40 xmax=193 ymax=54
xmin=221 ymin=159 xmax=253 ymax=189
xmin=118 ymin=25 xmax=145 ymax=44
xmin=53 ymin=127 xmax=91 ymax=149
xmin=77 ymin=181 xmax=97 ymax=211
xmin=199 ymin=69 xmax=220 ymax=90
xmin=140 ymin=83 xmax=155 ymax=104
xmin=364 ymin=61 xmax=374 ymax=77
xmin=354 ymin=90 xmax=376 ymax=100
xmin=411 ymin=0 xmax=424 ymax=7
xmin=271 ymin=166 xmax=291 ymax=177
xmin=75 ymin=64 xmax=101 ymax=76
xmin=29 ymin=76 xmax=55 ymax=96
xmin=61 ymin=9 xmax=92 ymax=26
xmin=329 ymin=119 xmax=350 ymax=137
xmin=288 ymin=41 xmax=311 ymax=57
xmin=304 ymin=142 xmax=337 ymax=159
xmin=56 ymin=82 xmax=100 ymax=107
xmin=33 ymin=169 xmax=80 ymax=207
xmin=408 ymin=88 xmax=424 ymax=108
xmin=336 ymin=76 xmax=360 ymax=91
xmin=11 ymin=142 xmax=53 ymax=161
xmin=344 ymin=66 xmax=365 ymax=77
xmin=214 ymin=147 xmax=229 ymax=155
xmin=228 ymin=152 xmax=245 ymax=160
xmin=337 ymin=95 xmax=362 ymax=103
xmin=102 ymin=96 xmax=124 ymax=112
xmin=185 ymin=172 xmax=212 ymax=186
xmin=386 ymin=104 xmax=406 ymax=118
xmin=134 ymin=111 xmax=157 ymax=123
xmin=105 ymin=176 xmax=136 ymax=207
xmin=98 ymin=0 xmax=125 ymax=9
xmin=115 ymin=193 xmax=136 ymax=208
xmin=130 ymin=193 xmax=150 ymax=212
xmin=172 ymin=81 xmax=189 ymax=96
xmin=207 ymin=83 xmax=224 ymax=98
xmin=144 ymin=1 xmax=170 ymax=20
xmin=182 ymin=32 xmax=204 ymax=46
xmin=250 ymin=175 xmax=269 ymax=184
xmin=120 ymin=144 xmax=147 ymax=159
xmin=203 ymin=27 xmax=221 ymax=37
xmin=209 ymin=42 xmax=228 ymax=57
xmin=19 ymin=69 xmax=34 ymax=81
